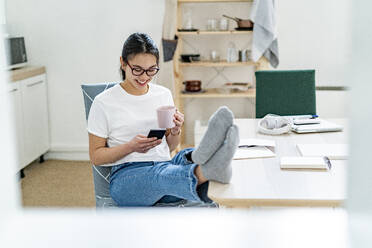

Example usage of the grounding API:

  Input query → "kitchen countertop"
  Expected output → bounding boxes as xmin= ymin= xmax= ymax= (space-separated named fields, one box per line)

xmin=8 ymin=66 xmax=46 ymax=82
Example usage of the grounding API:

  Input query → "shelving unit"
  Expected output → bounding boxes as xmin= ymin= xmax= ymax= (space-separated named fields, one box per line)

xmin=180 ymin=88 xmax=255 ymax=98
xmin=174 ymin=0 xmax=269 ymax=146
xmin=180 ymin=60 xmax=256 ymax=67
xmin=178 ymin=0 xmax=252 ymax=3
xmin=177 ymin=30 xmax=252 ymax=35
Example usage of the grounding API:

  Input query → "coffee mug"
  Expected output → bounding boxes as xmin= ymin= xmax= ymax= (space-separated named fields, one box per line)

xmin=157 ymin=106 xmax=176 ymax=128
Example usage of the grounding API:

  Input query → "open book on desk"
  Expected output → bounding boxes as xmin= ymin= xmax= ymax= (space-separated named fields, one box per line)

xmin=234 ymin=138 xmax=276 ymax=160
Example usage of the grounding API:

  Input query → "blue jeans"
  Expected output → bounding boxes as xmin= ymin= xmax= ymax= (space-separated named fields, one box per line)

xmin=109 ymin=148 xmax=203 ymax=207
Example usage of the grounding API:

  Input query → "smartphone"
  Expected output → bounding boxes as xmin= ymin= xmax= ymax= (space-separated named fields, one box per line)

xmin=147 ymin=129 xmax=166 ymax=140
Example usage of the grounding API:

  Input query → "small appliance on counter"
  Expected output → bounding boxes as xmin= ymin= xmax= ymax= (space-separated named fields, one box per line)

xmin=5 ymin=37 xmax=28 ymax=70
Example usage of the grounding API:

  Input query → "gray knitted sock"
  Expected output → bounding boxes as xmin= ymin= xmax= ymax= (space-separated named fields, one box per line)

xmin=201 ymin=124 xmax=239 ymax=184
xmin=192 ymin=106 xmax=234 ymax=165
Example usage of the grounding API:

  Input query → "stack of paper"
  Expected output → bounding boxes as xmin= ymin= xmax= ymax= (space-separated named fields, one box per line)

xmin=296 ymin=144 xmax=348 ymax=160
xmin=233 ymin=138 xmax=276 ymax=160
xmin=291 ymin=119 xmax=343 ymax=134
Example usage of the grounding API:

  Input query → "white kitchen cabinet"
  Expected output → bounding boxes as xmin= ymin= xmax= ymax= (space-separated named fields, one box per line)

xmin=6 ymin=82 xmax=24 ymax=168
xmin=20 ymin=74 xmax=50 ymax=167
xmin=9 ymin=71 xmax=50 ymax=171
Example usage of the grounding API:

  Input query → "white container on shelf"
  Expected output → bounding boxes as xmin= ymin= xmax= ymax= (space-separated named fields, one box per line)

xmin=227 ymin=41 xmax=238 ymax=62
xmin=219 ymin=18 xmax=229 ymax=31
xmin=207 ymin=19 xmax=218 ymax=31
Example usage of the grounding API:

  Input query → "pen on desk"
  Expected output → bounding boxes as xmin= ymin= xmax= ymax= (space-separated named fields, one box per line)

xmin=238 ymin=145 xmax=257 ymax=148
xmin=323 ymin=156 xmax=332 ymax=170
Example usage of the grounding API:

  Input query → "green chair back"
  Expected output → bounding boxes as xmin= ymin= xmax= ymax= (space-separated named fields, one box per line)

xmin=255 ymin=70 xmax=316 ymax=118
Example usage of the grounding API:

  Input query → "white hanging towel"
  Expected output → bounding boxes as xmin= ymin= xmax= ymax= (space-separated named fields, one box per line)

xmin=250 ymin=0 xmax=279 ymax=68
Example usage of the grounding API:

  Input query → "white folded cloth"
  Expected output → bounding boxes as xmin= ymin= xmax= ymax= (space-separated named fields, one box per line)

xmin=250 ymin=0 xmax=279 ymax=68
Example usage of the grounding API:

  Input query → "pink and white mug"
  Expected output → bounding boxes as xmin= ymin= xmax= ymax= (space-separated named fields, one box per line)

xmin=157 ymin=106 xmax=176 ymax=128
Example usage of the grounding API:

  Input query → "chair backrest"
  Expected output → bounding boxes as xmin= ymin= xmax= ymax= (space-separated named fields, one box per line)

xmin=255 ymin=70 xmax=316 ymax=118
xmin=81 ymin=82 xmax=118 ymax=208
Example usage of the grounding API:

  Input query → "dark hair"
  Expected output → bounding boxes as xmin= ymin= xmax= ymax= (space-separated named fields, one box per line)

xmin=120 ymin=33 xmax=159 ymax=80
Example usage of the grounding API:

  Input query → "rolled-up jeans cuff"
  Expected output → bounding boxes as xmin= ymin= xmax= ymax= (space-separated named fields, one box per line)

xmin=188 ymin=163 xmax=202 ymax=202
xmin=181 ymin=148 xmax=195 ymax=165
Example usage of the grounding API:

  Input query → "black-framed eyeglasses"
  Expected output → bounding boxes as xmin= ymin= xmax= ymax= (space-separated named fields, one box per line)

xmin=127 ymin=62 xmax=160 ymax=77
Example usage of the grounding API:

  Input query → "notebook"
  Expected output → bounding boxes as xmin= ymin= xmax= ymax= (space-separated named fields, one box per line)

xmin=234 ymin=138 xmax=276 ymax=160
xmin=291 ymin=119 xmax=343 ymax=133
xmin=234 ymin=146 xmax=275 ymax=160
xmin=280 ymin=156 xmax=331 ymax=170
xmin=296 ymin=144 xmax=348 ymax=160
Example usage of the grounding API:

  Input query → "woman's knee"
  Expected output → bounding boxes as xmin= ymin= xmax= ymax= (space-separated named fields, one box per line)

xmin=110 ymin=179 xmax=159 ymax=207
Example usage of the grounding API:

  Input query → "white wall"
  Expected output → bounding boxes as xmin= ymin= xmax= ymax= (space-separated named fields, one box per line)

xmin=316 ymin=90 xmax=349 ymax=118
xmin=277 ymin=0 xmax=351 ymax=87
xmin=6 ymin=0 xmax=165 ymax=159
xmin=5 ymin=0 xmax=350 ymax=158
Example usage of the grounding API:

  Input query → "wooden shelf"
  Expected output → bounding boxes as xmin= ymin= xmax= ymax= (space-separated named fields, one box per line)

xmin=175 ymin=0 xmax=265 ymax=146
xmin=178 ymin=0 xmax=252 ymax=2
xmin=180 ymin=60 xmax=257 ymax=67
xmin=180 ymin=88 xmax=255 ymax=98
xmin=177 ymin=30 xmax=252 ymax=35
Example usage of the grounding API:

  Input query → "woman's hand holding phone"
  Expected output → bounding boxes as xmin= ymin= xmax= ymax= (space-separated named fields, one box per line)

xmin=128 ymin=135 xmax=162 ymax=153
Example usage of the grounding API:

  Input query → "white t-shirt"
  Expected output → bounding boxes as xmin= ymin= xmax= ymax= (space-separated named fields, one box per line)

xmin=87 ymin=83 xmax=174 ymax=166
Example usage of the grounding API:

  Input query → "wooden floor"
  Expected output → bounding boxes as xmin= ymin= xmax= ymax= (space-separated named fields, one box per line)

xmin=20 ymin=160 xmax=95 ymax=208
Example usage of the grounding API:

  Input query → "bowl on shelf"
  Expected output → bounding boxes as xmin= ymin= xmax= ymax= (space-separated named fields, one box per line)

xmin=180 ymin=54 xmax=201 ymax=63
xmin=183 ymin=80 xmax=202 ymax=92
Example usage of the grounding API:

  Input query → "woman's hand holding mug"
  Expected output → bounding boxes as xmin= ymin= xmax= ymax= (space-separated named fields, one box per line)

xmin=170 ymin=109 xmax=184 ymax=136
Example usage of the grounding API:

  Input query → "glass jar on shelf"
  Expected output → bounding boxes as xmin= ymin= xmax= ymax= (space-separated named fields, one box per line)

xmin=219 ymin=18 xmax=229 ymax=31
xmin=207 ymin=19 xmax=218 ymax=31
xmin=183 ymin=8 xmax=193 ymax=30
xmin=227 ymin=41 xmax=238 ymax=62
xmin=210 ymin=50 xmax=220 ymax=62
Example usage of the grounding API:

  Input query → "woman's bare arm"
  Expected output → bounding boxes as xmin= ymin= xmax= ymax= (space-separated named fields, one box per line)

xmin=89 ymin=133 xmax=134 ymax=166
xmin=89 ymin=133 xmax=162 ymax=166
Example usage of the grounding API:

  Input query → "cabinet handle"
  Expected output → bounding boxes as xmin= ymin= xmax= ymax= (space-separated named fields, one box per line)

xmin=27 ymin=80 xmax=43 ymax=87
xmin=9 ymin=88 xmax=18 ymax=92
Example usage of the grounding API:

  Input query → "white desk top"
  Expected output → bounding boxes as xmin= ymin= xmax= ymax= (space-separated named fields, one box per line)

xmin=207 ymin=118 xmax=348 ymax=207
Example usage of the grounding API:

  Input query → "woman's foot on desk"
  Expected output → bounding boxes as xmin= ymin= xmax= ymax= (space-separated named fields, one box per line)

xmin=192 ymin=106 xmax=234 ymax=165
xmin=201 ymin=124 xmax=239 ymax=184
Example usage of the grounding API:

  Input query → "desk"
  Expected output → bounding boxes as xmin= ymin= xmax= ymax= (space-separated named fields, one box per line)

xmin=205 ymin=118 xmax=348 ymax=208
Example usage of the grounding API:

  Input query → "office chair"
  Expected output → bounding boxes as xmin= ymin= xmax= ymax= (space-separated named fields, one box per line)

xmin=81 ymin=83 xmax=216 ymax=208
xmin=255 ymin=70 xmax=316 ymax=118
